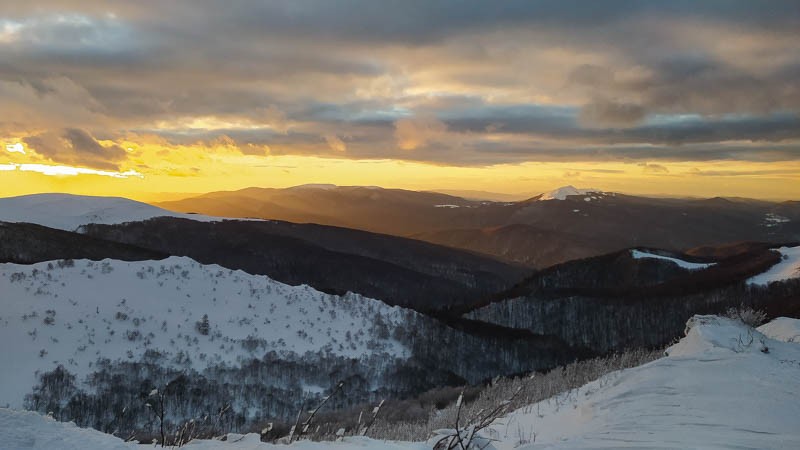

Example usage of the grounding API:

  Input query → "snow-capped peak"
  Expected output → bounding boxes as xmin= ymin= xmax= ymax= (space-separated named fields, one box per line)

xmin=539 ymin=185 xmax=600 ymax=201
xmin=0 ymin=193 xmax=229 ymax=232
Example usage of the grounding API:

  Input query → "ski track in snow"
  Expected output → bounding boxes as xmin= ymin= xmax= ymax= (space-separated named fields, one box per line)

xmin=630 ymin=249 xmax=715 ymax=270
xmin=0 ymin=256 xmax=410 ymax=409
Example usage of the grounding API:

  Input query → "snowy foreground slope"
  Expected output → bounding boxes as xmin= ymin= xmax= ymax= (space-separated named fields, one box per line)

xmin=0 ymin=256 xmax=409 ymax=409
xmin=2 ymin=316 xmax=799 ymax=449
xmin=0 ymin=193 xmax=226 ymax=231
xmin=483 ymin=315 xmax=800 ymax=449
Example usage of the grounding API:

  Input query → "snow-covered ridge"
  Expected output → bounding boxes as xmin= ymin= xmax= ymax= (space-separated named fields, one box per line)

xmin=0 ymin=256 xmax=411 ymax=409
xmin=0 ymin=193 xmax=231 ymax=232
xmin=630 ymin=249 xmax=715 ymax=270
xmin=747 ymin=245 xmax=800 ymax=286
xmin=539 ymin=185 xmax=600 ymax=201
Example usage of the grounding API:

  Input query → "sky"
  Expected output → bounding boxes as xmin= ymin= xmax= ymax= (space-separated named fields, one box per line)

xmin=0 ymin=1 xmax=799 ymax=201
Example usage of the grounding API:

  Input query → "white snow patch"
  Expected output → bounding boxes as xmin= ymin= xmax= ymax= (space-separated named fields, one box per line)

xmin=539 ymin=186 xmax=600 ymax=201
xmin=434 ymin=204 xmax=460 ymax=208
xmin=630 ymin=249 xmax=715 ymax=270
xmin=758 ymin=317 xmax=800 ymax=343
xmin=764 ymin=213 xmax=790 ymax=227
xmin=0 ymin=256 xmax=411 ymax=408
xmin=747 ymin=246 xmax=800 ymax=286
xmin=0 ymin=193 xmax=231 ymax=232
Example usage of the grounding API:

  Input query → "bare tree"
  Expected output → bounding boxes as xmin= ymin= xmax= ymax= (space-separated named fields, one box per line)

xmin=288 ymin=381 xmax=345 ymax=443
xmin=359 ymin=399 xmax=384 ymax=436
xmin=432 ymin=387 xmax=522 ymax=450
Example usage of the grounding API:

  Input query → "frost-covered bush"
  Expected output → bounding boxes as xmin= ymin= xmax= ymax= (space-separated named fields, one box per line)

xmin=724 ymin=305 xmax=767 ymax=327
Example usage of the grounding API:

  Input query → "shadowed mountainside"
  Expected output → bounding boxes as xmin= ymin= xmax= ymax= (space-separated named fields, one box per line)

xmin=0 ymin=221 xmax=167 ymax=264
xmin=158 ymin=186 xmax=800 ymax=269
xmin=81 ymin=217 xmax=527 ymax=312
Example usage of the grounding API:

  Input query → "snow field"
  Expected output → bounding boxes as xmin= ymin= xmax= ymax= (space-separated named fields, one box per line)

xmin=630 ymin=249 xmax=715 ymax=270
xmin=746 ymin=245 xmax=800 ymax=286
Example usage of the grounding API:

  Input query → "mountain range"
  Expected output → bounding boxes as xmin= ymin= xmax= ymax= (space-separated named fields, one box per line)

xmin=158 ymin=185 xmax=800 ymax=268
xmin=1 ymin=188 xmax=799 ymax=441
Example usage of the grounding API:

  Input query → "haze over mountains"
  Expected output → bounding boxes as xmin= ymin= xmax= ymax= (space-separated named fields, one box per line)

xmin=158 ymin=184 xmax=800 ymax=268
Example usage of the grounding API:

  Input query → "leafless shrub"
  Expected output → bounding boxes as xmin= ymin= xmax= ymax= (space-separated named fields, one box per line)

xmin=431 ymin=387 xmax=521 ymax=449
xmin=724 ymin=305 xmax=768 ymax=327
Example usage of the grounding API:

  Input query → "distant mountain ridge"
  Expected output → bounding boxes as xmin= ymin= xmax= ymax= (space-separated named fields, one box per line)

xmin=156 ymin=184 xmax=800 ymax=268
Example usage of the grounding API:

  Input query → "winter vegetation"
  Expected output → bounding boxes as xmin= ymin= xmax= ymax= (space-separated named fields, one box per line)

xmin=0 ymin=256 xmax=577 ymax=441
xmin=2 ymin=315 xmax=799 ymax=449
xmin=467 ymin=246 xmax=800 ymax=353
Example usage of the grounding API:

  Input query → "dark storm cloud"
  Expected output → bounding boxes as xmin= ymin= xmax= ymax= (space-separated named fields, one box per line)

xmin=1 ymin=0 xmax=799 ymax=165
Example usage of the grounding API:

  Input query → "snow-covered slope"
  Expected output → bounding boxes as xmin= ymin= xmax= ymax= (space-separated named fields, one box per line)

xmin=0 ymin=193 xmax=226 ymax=232
xmin=630 ymin=249 xmax=715 ymax=270
xmin=758 ymin=316 xmax=800 ymax=343
xmin=539 ymin=186 xmax=600 ymax=201
xmin=747 ymin=245 xmax=800 ymax=286
xmin=4 ymin=317 xmax=799 ymax=449
xmin=486 ymin=315 xmax=800 ymax=449
xmin=0 ymin=409 xmax=136 ymax=450
xmin=0 ymin=256 xmax=410 ymax=408
xmin=0 ymin=408 xmax=425 ymax=449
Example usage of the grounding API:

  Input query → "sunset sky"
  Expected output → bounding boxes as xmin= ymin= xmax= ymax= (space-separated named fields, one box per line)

xmin=1 ymin=1 xmax=799 ymax=201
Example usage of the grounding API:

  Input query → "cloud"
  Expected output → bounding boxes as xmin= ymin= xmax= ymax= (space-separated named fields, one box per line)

xmin=5 ymin=142 xmax=25 ymax=154
xmin=639 ymin=163 xmax=669 ymax=174
xmin=688 ymin=168 xmax=800 ymax=177
xmin=22 ymin=129 xmax=128 ymax=170
xmin=0 ymin=162 xmax=142 ymax=178
xmin=393 ymin=116 xmax=448 ymax=150
xmin=324 ymin=134 xmax=346 ymax=152
xmin=568 ymin=64 xmax=615 ymax=88
xmin=0 ymin=1 xmax=798 ymax=168
xmin=579 ymin=99 xmax=646 ymax=128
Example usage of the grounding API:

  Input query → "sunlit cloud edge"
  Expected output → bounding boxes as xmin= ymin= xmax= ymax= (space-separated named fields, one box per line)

xmin=0 ymin=163 xmax=142 ymax=179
